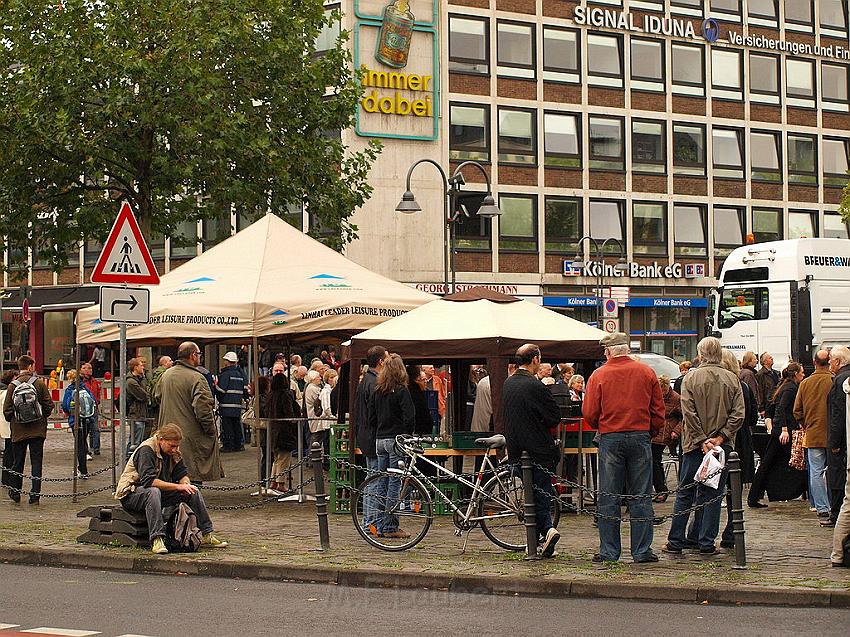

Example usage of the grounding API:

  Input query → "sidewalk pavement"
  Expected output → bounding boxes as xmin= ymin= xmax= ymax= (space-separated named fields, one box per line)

xmin=1 ymin=431 xmax=848 ymax=607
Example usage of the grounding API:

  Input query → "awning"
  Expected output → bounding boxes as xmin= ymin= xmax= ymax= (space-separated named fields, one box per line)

xmin=0 ymin=286 xmax=100 ymax=312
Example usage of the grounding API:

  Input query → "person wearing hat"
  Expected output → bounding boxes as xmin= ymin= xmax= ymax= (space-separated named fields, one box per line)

xmin=217 ymin=351 xmax=247 ymax=453
xmin=583 ymin=332 xmax=666 ymax=564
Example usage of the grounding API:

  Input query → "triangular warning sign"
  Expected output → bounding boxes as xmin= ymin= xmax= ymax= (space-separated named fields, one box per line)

xmin=91 ymin=202 xmax=160 ymax=285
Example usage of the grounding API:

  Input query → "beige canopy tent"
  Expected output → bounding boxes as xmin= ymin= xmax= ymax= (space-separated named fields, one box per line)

xmin=76 ymin=213 xmax=435 ymax=344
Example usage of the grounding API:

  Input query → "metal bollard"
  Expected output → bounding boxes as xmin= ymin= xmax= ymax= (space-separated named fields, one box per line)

xmin=521 ymin=451 xmax=540 ymax=560
xmin=727 ymin=451 xmax=747 ymax=569
xmin=312 ymin=442 xmax=330 ymax=551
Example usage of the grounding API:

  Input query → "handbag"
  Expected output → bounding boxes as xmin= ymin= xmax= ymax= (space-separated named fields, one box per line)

xmin=789 ymin=429 xmax=807 ymax=471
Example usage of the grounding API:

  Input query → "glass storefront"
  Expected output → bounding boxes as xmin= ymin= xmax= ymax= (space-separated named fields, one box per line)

xmin=1 ymin=313 xmax=28 ymax=367
xmin=629 ymin=305 xmax=701 ymax=362
xmin=43 ymin=311 xmax=74 ymax=369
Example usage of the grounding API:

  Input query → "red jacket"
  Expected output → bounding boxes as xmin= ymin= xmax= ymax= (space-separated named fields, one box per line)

xmin=83 ymin=377 xmax=102 ymax=404
xmin=582 ymin=356 xmax=665 ymax=437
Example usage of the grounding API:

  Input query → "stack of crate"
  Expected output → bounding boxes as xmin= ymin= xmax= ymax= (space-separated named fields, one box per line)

xmin=329 ymin=424 xmax=353 ymax=514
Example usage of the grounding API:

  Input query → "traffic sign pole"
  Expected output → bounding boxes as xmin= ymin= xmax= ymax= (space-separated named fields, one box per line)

xmin=119 ymin=321 xmax=127 ymax=461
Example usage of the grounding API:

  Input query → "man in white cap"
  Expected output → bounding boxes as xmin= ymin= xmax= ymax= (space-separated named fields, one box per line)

xmin=217 ymin=351 xmax=247 ymax=453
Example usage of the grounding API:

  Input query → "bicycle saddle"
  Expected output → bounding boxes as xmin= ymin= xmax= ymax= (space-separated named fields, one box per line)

xmin=475 ymin=434 xmax=506 ymax=449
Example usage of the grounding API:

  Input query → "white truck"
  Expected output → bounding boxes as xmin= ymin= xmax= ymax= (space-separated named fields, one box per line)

xmin=710 ymin=238 xmax=850 ymax=370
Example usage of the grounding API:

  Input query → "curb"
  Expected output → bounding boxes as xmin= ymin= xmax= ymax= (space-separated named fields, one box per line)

xmin=1 ymin=546 xmax=847 ymax=608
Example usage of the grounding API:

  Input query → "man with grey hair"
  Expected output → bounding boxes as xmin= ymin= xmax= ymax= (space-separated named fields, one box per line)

xmin=828 ymin=346 xmax=850 ymax=544
xmin=584 ymin=333 xmax=665 ymax=563
xmin=664 ymin=338 xmax=744 ymax=556
xmin=756 ymin=352 xmax=779 ymax=415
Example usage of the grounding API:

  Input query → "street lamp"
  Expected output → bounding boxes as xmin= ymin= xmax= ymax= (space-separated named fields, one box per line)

xmin=396 ymin=159 xmax=500 ymax=295
xmin=573 ymin=236 xmax=628 ymax=328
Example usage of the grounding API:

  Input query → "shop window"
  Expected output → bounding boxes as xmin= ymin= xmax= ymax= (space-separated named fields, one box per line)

xmin=823 ymin=138 xmax=850 ymax=187
xmin=588 ymin=200 xmax=626 ymax=252
xmin=498 ymin=108 xmax=536 ymax=165
xmin=544 ymin=197 xmax=582 ymax=254
xmin=711 ymin=49 xmax=742 ymax=100
xmin=788 ymin=210 xmax=817 ymax=239
xmin=712 ymin=128 xmax=744 ymax=179
xmin=787 ymin=134 xmax=817 ymax=185
xmin=632 ymin=202 xmax=667 ymax=255
xmin=749 ymin=0 xmax=778 ymax=24
xmin=543 ymin=26 xmax=579 ymax=83
xmin=543 ymin=112 xmax=581 ymax=168
xmin=786 ymin=58 xmax=815 ymax=107
xmin=454 ymin=192 xmax=491 ymax=250
xmin=674 ymin=204 xmax=707 ymax=257
xmin=43 ymin=311 xmax=74 ymax=369
xmin=201 ymin=212 xmax=232 ymax=251
xmin=671 ymin=43 xmax=705 ymax=97
xmin=752 ymin=208 xmax=783 ymax=243
xmin=712 ymin=0 xmax=742 ymax=20
xmin=822 ymin=63 xmax=849 ymax=112
xmin=170 ymin=219 xmax=199 ymax=259
xmin=498 ymin=195 xmax=536 ymax=252
xmin=315 ymin=5 xmax=341 ymax=54
xmin=497 ymin=21 xmax=535 ymax=79
xmin=785 ymin=0 xmax=813 ymax=28
xmin=751 ymin=131 xmax=782 ymax=182
xmin=824 ymin=213 xmax=850 ymax=239
xmin=587 ymin=33 xmax=623 ymax=88
xmin=821 ymin=0 xmax=849 ymax=36
xmin=749 ymin=53 xmax=780 ymax=104
xmin=713 ymin=207 xmax=745 ymax=257
xmin=449 ymin=15 xmax=489 ymax=75
xmin=450 ymin=103 xmax=490 ymax=162
xmin=632 ymin=120 xmax=666 ymax=174
xmin=673 ymin=123 xmax=706 ymax=177
xmin=630 ymin=38 xmax=664 ymax=92
xmin=671 ymin=0 xmax=702 ymax=16
xmin=719 ymin=287 xmax=769 ymax=329
xmin=589 ymin=116 xmax=624 ymax=171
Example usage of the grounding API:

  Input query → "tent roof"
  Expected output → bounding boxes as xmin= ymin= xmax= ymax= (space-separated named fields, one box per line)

xmin=77 ymin=214 xmax=435 ymax=344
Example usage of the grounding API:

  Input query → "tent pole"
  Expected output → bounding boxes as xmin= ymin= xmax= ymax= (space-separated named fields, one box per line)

xmin=252 ymin=336 xmax=261 ymax=501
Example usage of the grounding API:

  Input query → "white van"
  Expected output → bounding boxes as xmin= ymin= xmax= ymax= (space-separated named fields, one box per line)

xmin=711 ymin=238 xmax=850 ymax=370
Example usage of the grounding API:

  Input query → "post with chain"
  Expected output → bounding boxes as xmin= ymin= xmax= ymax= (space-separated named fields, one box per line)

xmin=727 ymin=451 xmax=747 ymax=569
xmin=312 ymin=442 xmax=330 ymax=551
xmin=521 ymin=451 xmax=540 ymax=560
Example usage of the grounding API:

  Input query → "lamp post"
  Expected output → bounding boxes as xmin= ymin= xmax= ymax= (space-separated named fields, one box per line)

xmin=396 ymin=160 xmax=500 ymax=295
xmin=572 ymin=236 xmax=628 ymax=328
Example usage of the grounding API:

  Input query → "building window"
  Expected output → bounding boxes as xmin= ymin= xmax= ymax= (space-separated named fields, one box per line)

xmin=632 ymin=202 xmax=667 ymax=255
xmin=630 ymin=38 xmax=664 ymax=92
xmin=822 ymin=63 xmax=849 ymax=112
xmin=822 ymin=0 xmax=849 ymax=35
xmin=43 ymin=311 xmax=74 ymax=369
xmin=823 ymin=138 xmax=850 ymax=187
xmin=788 ymin=134 xmax=817 ymax=185
xmin=711 ymin=49 xmax=742 ymax=100
xmin=752 ymin=208 xmax=782 ymax=242
xmin=449 ymin=15 xmax=488 ymax=75
xmin=824 ymin=213 xmax=850 ymax=239
xmin=786 ymin=58 xmax=815 ymax=107
xmin=498 ymin=108 xmax=536 ymax=165
xmin=632 ymin=120 xmax=666 ymax=174
xmin=785 ymin=0 xmax=813 ymax=27
xmin=170 ymin=220 xmax=199 ymax=259
xmin=497 ymin=21 xmax=535 ymax=79
xmin=751 ymin=131 xmax=782 ymax=182
xmin=315 ymin=5 xmax=341 ymax=53
xmin=674 ymin=204 xmax=708 ymax=257
xmin=749 ymin=53 xmax=780 ymax=104
xmin=589 ymin=200 xmax=626 ymax=252
xmin=449 ymin=103 xmax=489 ymax=162
xmin=673 ymin=124 xmax=706 ymax=177
xmin=671 ymin=43 xmax=705 ymax=97
xmin=544 ymin=197 xmax=582 ymax=253
xmin=589 ymin=116 xmax=624 ymax=171
xmin=631 ymin=0 xmax=664 ymax=10
xmin=713 ymin=207 xmax=745 ymax=257
xmin=788 ymin=210 xmax=817 ymax=239
xmin=749 ymin=0 xmax=778 ymax=23
xmin=543 ymin=27 xmax=579 ymax=83
xmin=201 ymin=212 xmax=232 ymax=251
xmin=454 ymin=193 xmax=491 ymax=250
xmin=543 ymin=112 xmax=581 ymax=168
xmin=671 ymin=0 xmax=702 ymax=16
xmin=498 ymin=195 xmax=537 ymax=252
xmin=712 ymin=128 xmax=744 ymax=179
xmin=712 ymin=0 xmax=742 ymax=20
xmin=587 ymin=33 xmax=623 ymax=88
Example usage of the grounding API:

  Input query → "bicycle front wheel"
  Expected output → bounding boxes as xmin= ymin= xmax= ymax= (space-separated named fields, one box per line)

xmin=351 ymin=472 xmax=432 ymax=551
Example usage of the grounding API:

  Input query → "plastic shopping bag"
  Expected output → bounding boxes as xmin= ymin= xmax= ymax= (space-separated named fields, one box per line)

xmin=693 ymin=445 xmax=725 ymax=490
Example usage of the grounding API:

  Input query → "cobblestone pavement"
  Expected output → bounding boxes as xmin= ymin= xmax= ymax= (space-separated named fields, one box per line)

xmin=0 ymin=430 xmax=848 ymax=594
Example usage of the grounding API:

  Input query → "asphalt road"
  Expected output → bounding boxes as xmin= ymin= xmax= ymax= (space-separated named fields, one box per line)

xmin=0 ymin=564 xmax=847 ymax=637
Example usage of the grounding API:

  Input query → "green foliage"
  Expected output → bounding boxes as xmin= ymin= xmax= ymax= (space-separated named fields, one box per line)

xmin=0 ymin=0 xmax=380 ymax=270
xmin=840 ymin=181 xmax=850 ymax=225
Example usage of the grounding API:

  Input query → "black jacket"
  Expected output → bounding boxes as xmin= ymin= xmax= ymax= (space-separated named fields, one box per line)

xmin=267 ymin=378 xmax=299 ymax=453
xmin=503 ymin=369 xmax=562 ymax=468
xmin=756 ymin=367 xmax=780 ymax=412
xmin=216 ymin=365 xmax=246 ymax=418
xmin=772 ymin=380 xmax=800 ymax=434
xmin=370 ymin=385 xmax=415 ymax=440
xmin=354 ymin=369 xmax=379 ymax=459
xmin=408 ymin=383 xmax=434 ymax=435
xmin=828 ymin=365 xmax=850 ymax=452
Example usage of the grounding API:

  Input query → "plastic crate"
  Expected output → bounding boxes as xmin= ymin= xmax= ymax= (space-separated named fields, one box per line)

xmin=330 ymin=485 xmax=352 ymax=514
xmin=329 ymin=425 xmax=352 ymax=457
xmin=564 ymin=431 xmax=597 ymax=448
xmin=429 ymin=480 xmax=460 ymax=516
xmin=452 ymin=431 xmax=494 ymax=449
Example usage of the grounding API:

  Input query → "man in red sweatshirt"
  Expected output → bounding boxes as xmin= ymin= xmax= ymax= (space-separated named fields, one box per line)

xmin=583 ymin=332 xmax=665 ymax=564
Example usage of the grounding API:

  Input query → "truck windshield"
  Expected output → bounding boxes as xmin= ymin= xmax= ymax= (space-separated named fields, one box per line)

xmin=718 ymin=287 xmax=769 ymax=328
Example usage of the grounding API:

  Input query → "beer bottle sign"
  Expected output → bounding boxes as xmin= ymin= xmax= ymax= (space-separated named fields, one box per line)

xmin=375 ymin=0 xmax=415 ymax=68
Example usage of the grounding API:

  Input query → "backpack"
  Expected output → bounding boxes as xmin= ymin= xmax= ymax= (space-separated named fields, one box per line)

xmin=77 ymin=387 xmax=97 ymax=419
xmin=11 ymin=377 xmax=43 ymax=424
xmin=164 ymin=502 xmax=203 ymax=553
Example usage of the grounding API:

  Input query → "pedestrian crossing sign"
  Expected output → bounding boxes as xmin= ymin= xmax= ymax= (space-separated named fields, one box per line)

xmin=90 ymin=202 xmax=160 ymax=285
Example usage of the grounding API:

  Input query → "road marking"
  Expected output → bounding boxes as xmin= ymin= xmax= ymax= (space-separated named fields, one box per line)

xmin=20 ymin=630 xmax=100 ymax=636
xmin=115 ymin=634 xmax=157 ymax=637
xmin=0 ymin=626 xmax=21 ymax=631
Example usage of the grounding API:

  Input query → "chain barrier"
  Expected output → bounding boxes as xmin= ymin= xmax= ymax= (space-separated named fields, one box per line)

xmin=207 ymin=476 xmax=317 ymax=511
xmin=8 ymin=484 xmax=116 ymax=499
xmin=1 ymin=459 xmax=123 ymax=483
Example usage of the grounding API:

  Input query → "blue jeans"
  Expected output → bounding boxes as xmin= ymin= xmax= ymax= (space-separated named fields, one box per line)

xmin=375 ymin=438 xmax=402 ymax=534
xmin=668 ymin=446 xmax=730 ymax=550
xmin=362 ymin=455 xmax=380 ymax=531
xmin=807 ymin=447 xmax=830 ymax=514
xmin=88 ymin=418 xmax=101 ymax=452
xmin=597 ymin=431 xmax=655 ymax=561
xmin=126 ymin=420 xmax=146 ymax=459
xmin=531 ymin=464 xmax=555 ymax=539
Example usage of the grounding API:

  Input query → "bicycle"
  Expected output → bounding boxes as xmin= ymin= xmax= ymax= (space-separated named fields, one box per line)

xmin=351 ymin=434 xmax=561 ymax=552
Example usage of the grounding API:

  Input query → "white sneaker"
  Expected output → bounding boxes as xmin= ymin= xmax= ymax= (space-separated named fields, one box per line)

xmin=76 ymin=471 xmax=88 ymax=480
xmin=86 ymin=453 xmax=93 ymax=461
xmin=540 ymin=527 xmax=560 ymax=558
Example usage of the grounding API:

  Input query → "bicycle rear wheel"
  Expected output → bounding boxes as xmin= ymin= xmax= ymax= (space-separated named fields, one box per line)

xmin=478 ymin=470 xmax=562 ymax=551
xmin=351 ymin=472 xmax=432 ymax=551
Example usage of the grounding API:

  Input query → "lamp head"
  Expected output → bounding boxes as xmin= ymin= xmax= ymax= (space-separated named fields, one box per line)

xmin=395 ymin=190 xmax=421 ymax=214
xmin=571 ymin=251 xmax=585 ymax=270
xmin=614 ymin=255 xmax=629 ymax=275
xmin=476 ymin=194 xmax=501 ymax=218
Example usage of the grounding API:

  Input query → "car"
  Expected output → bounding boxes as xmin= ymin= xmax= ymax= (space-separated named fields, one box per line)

xmin=631 ymin=352 xmax=682 ymax=379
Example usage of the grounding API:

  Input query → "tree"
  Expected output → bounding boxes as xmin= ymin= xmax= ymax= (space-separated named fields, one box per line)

xmin=0 ymin=0 xmax=379 ymax=271
xmin=840 ymin=182 xmax=850 ymax=225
